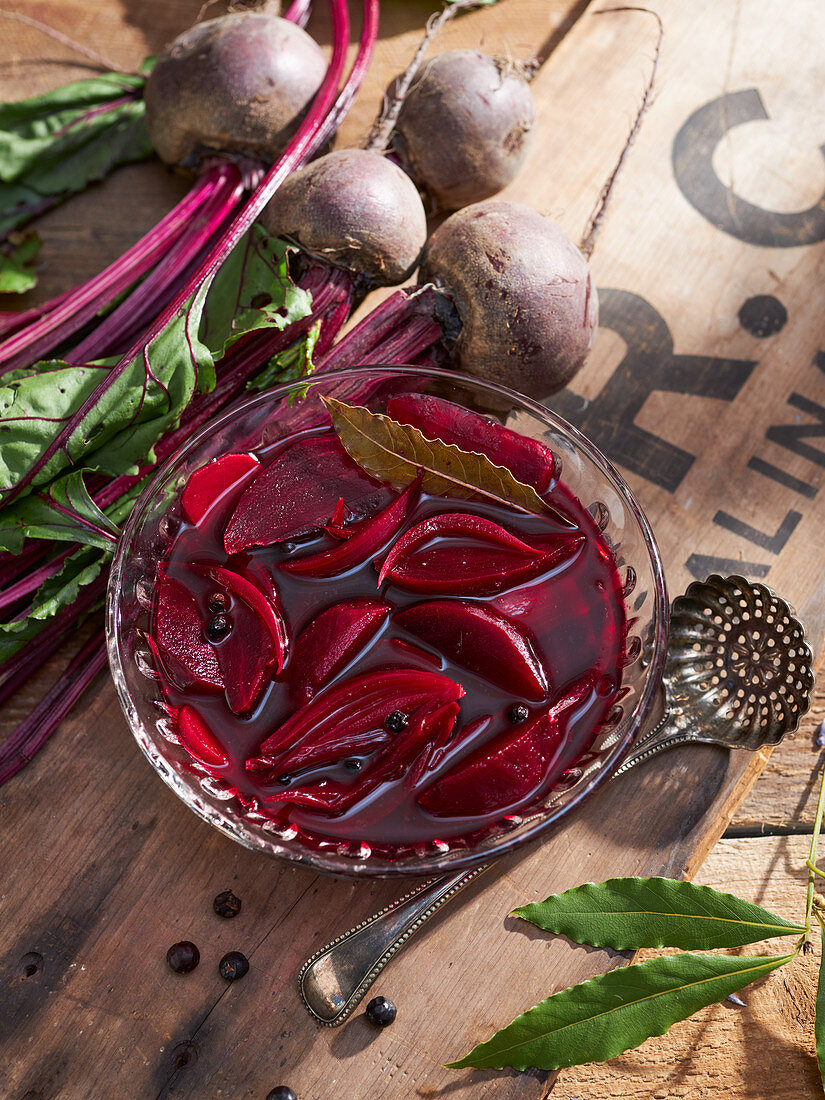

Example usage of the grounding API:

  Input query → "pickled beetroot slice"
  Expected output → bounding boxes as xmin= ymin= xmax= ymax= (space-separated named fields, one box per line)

xmin=395 ymin=601 xmax=548 ymax=700
xmin=247 ymin=667 xmax=464 ymax=778
xmin=224 ymin=434 xmax=387 ymax=553
xmin=324 ymin=497 xmax=354 ymax=540
xmin=378 ymin=512 xmax=583 ymax=596
xmin=153 ymin=572 xmax=223 ymax=692
xmin=174 ymin=705 xmax=229 ymax=768
xmin=262 ymin=698 xmax=461 ymax=817
xmin=281 ymin=479 xmax=420 ymax=579
xmin=190 ymin=564 xmax=287 ymax=713
xmin=387 ymin=393 xmax=556 ymax=492
xmin=241 ymin=559 xmax=280 ymax=610
xmin=190 ymin=564 xmax=287 ymax=658
xmin=418 ymin=676 xmax=594 ymax=817
xmin=400 ymin=701 xmax=463 ymax=794
xmin=418 ymin=714 xmax=494 ymax=780
xmin=291 ymin=599 xmax=391 ymax=705
xmin=181 ymin=453 xmax=261 ymax=526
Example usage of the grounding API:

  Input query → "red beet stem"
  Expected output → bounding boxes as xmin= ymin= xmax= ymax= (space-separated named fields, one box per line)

xmin=316 ymin=291 xmax=412 ymax=370
xmin=0 ymin=285 xmax=78 ymax=339
xmin=313 ymin=291 xmax=353 ymax=356
xmin=0 ymin=548 xmax=74 ymax=615
xmin=317 ymin=285 xmax=441 ymax=371
xmin=0 ymin=570 xmax=108 ymax=719
xmin=308 ymin=0 xmax=379 ymax=156
xmin=0 ymin=305 xmax=48 ymax=341
xmin=0 ymin=627 xmax=108 ymax=786
xmin=0 ymin=542 xmax=53 ymax=588
xmin=0 ymin=624 xmax=70 ymax=711
xmin=69 ymin=162 xmax=245 ymax=363
xmin=364 ymin=312 xmax=443 ymax=367
xmin=0 ymin=166 xmax=236 ymax=375
xmin=284 ymin=0 xmax=313 ymax=28
xmin=1 ymin=0 xmax=353 ymax=511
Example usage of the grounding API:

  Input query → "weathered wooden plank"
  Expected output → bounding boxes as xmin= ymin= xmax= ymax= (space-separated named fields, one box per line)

xmin=1 ymin=0 xmax=823 ymax=1097
xmin=559 ymin=835 xmax=822 ymax=1099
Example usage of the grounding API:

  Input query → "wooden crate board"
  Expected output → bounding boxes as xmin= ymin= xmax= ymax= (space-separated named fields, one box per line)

xmin=495 ymin=0 xmax=825 ymax=648
xmin=1 ymin=0 xmax=824 ymax=1097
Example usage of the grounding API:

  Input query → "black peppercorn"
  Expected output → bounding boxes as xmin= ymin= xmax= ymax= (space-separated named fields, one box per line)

xmin=206 ymin=614 xmax=230 ymax=641
xmin=266 ymin=1088 xmax=297 ymax=1100
xmin=213 ymin=890 xmax=242 ymax=919
xmin=507 ymin=704 xmax=530 ymax=725
xmin=166 ymin=941 xmax=200 ymax=974
xmin=343 ymin=757 xmax=362 ymax=773
xmin=219 ymin=951 xmax=249 ymax=981
xmin=385 ymin=711 xmax=409 ymax=733
xmin=208 ymin=591 xmax=229 ymax=613
xmin=365 ymin=995 xmax=397 ymax=1027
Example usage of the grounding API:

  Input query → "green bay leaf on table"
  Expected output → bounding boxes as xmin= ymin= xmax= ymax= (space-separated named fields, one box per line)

xmin=322 ymin=396 xmax=547 ymax=514
xmin=514 ymin=877 xmax=806 ymax=951
xmin=447 ymin=950 xmax=795 ymax=1072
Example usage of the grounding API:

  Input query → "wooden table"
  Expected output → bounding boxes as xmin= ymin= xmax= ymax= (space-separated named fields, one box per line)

xmin=1 ymin=1 xmax=823 ymax=1097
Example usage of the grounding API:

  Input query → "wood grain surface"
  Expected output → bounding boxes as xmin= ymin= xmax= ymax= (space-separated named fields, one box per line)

xmin=0 ymin=1 xmax=823 ymax=1098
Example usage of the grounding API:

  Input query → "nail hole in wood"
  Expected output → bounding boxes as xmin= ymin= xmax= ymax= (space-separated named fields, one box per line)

xmin=20 ymin=952 xmax=43 ymax=979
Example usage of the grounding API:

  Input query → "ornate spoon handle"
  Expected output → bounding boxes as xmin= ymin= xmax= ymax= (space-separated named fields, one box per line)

xmin=299 ymin=863 xmax=490 ymax=1026
xmin=613 ymin=711 xmax=755 ymax=776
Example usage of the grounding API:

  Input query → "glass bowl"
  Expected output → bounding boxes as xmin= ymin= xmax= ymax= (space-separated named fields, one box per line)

xmin=106 ymin=366 xmax=668 ymax=877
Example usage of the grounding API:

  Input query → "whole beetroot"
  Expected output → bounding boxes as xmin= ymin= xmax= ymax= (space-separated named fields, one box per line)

xmin=145 ymin=13 xmax=327 ymax=170
xmin=418 ymin=201 xmax=598 ymax=398
xmin=261 ymin=149 xmax=427 ymax=286
xmin=392 ymin=50 xmax=536 ymax=211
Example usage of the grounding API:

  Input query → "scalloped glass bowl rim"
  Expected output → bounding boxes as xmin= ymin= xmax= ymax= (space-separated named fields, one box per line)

xmin=106 ymin=365 xmax=669 ymax=878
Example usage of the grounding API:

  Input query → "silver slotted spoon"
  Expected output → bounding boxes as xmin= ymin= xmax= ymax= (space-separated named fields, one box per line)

xmin=299 ymin=575 xmax=815 ymax=1027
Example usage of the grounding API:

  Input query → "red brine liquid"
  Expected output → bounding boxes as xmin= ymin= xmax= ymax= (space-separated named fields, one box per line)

xmin=149 ymin=395 xmax=627 ymax=858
